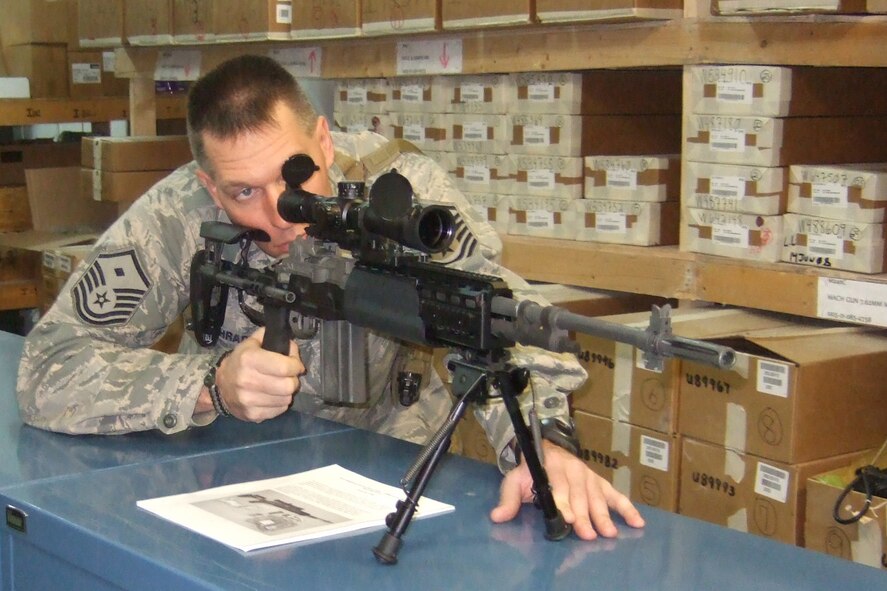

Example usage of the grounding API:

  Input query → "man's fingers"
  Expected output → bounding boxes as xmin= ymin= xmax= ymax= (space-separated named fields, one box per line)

xmin=489 ymin=469 xmax=524 ymax=523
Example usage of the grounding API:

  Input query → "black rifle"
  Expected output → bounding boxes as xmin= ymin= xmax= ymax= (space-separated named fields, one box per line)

xmin=189 ymin=154 xmax=735 ymax=564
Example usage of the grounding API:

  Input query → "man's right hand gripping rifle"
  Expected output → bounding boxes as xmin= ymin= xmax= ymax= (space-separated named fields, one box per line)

xmin=188 ymin=153 xmax=736 ymax=562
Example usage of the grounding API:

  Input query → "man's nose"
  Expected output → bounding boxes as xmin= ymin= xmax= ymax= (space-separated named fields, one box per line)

xmin=266 ymin=181 xmax=290 ymax=227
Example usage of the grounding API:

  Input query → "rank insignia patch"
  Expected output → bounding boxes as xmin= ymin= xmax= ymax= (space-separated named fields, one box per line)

xmin=72 ymin=249 xmax=152 ymax=326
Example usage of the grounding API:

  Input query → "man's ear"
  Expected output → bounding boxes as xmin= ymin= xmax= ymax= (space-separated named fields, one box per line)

xmin=314 ymin=116 xmax=335 ymax=169
xmin=196 ymin=168 xmax=223 ymax=208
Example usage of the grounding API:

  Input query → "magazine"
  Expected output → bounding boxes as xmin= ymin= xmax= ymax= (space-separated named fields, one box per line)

xmin=137 ymin=464 xmax=454 ymax=552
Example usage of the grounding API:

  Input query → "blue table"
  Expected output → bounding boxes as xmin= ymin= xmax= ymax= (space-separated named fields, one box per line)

xmin=3 ymin=330 xmax=884 ymax=589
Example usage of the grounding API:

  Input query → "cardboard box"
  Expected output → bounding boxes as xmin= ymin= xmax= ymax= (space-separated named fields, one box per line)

xmin=685 ymin=115 xmax=887 ymax=168
xmin=679 ymin=438 xmax=867 ymax=545
xmin=782 ymin=213 xmax=887 ymax=274
xmin=0 ymin=186 xmax=31 ymax=232
xmin=512 ymin=155 xmax=584 ymax=199
xmin=125 ymin=0 xmax=174 ymax=45
xmin=362 ymin=0 xmax=440 ymax=35
xmin=0 ymin=0 xmax=68 ymax=46
xmin=2 ymin=44 xmax=68 ymax=98
xmin=788 ymin=163 xmax=887 ymax=223
xmin=0 ymin=230 xmax=99 ymax=285
xmin=575 ymin=411 xmax=680 ymax=511
xmin=389 ymin=77 xmax=450 ymax=113
xmin=506 ymin=194 xmax=577 ymax=239
xmin=68 ymin=50 xmax=129 ymax=99
xmin=334 ymin=79 xmax=389 ymax=114
xmin=25 ymin=168 xmax=118 ymax=233
xmin=440 ymin=74 xmax=509 ymax=115
xmin=0 ymin=141 xmax=81 ymax=186
xmin=509 ymin=114 xmax=681 ymax=158
xmin=334 ymin=112 xmax=391 ymax=137
xmin=536 ymin=0 xmax=682 ymax=23
xmin=388 ymin=112 xmax=448 ymax=152
xmin=713 ymin=0 xmax=875 ymax=14
xmin=508 ymin=70 xmax=682 ymax=115
xmin=449 ymin=113 xmax=509 ymax=154
xmin=448 ymin=153 xmax=515 ymax=195
xmin=571 ymin=307 xmax=794 ymax=434
xmin=683 ymin=162 xmax=787 ymax=215
xmin=291 ymin=0 xmax=360 ymax=39
xmin=81 ymin=168 xmax=173 ymax=202
xmin=584 ymin=155 xmax=680 ymax=202
xmin=572 ymin=200 xmax=679 ymax=246
xmin=680 ymin=325 xmax=887 ymax=464
xmin=463 ymin=192 xmax=510 ymax=234
xmin=441 ymin=0 xmax=533 ymax=29
xmin=805 ymin=452 xmax=887 ymax=570
xmin=214 ymin=0 xmax=293 ymax=42
xmin=531 ymin=282 xmax=665 ymax=318
xmin=172 ymin=0 xmax=215 ymax=44
xmin=682 ymin=208 xmax=784 ymax=263
xmin=689 ymin=65 xmax=887 ymax=117
xmin=82 ymin=136 xmax=192 ymax=172
xmin=78 ymin=0 xmax=124 ymax=47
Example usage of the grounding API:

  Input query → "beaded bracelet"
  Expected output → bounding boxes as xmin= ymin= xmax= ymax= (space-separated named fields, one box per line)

xmin=203 ymin=351 xmax=233 ymax=417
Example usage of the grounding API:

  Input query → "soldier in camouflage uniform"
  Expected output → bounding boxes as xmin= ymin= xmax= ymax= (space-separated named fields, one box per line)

xmin=17 ymin=55 xmax=644 ymax=540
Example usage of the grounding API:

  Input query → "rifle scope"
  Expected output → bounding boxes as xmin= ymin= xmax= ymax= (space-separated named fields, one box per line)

xmin=277 ymin=154 xmax=455 ymax=254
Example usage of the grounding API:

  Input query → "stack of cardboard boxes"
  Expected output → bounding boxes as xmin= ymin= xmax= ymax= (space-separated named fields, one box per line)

xmin=682 ymin=65 xmax=887 ymax=264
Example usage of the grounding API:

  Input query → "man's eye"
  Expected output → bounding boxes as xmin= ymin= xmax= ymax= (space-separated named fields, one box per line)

xmin=235 ymin=187 xmax=255 ymax=200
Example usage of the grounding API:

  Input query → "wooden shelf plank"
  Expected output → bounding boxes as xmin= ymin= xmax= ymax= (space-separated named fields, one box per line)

xmin=502 ymin=235 xmax=887 ymax=322
xmin=0 ymin=96 xmax=185 ymax=126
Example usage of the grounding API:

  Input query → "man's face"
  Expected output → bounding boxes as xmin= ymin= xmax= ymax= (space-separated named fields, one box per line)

xmin=196 ymin=101 xmax=335 ymax=258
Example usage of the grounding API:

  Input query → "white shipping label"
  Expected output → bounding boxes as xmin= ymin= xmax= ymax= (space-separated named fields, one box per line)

xmin=460 ymin=83 xmax=484 ymax=103
xmin=346 ymin=87 xmax=368 ymax=105
xmin=756 ymin=359 xmax=789 ymax=397
xmin=154 ymin=49 xmax=201 ymax=81
xmin=527 ymin=169 xmax=555 ymax=190
xmin=818 ymin=278 xmax=887 ymax=327
xmin=404 ymin=124 xmax=425 ymax=143
xmin=755 ymin=462 xmax=790 ymax=504
xmin=716 ymin=81 xmax=754 ymax=105
xmin=401 ymin=84 xmax=424 ymax=103
xmin=523 ymin=125 xmax=549 ymax=146
xmin=463 ymin=121 xmax=487 ymax=141
xmin=527 ymin=210 xmax=554 ymax=229
xmin=712 ymin=223 xmax=749 ymax=248
xmin=464 ymin=165 xmax=491 ymax=185
xmin=102 ymin=51 xmax=115 ymax=72
xmin=58 ymin=256 xmax=72 ymax=274
xmin=72 ymin=63 xmax=101 ymax=85
xmin=808 ymin=234 xmax=843 ymax=260
xmin=270 ymin=47 xmax=322 ymax=78
xmin=606 ymin=170 xmax=638 ymax=190
xmin=596 ymin=213 xmax=627 ymax=234
xmin=640 ymin=435 xmax=670 ymax=472
xmin=527 ymin=83 xmax=555 ymax=102
xmin=710 ymin=129 xmax=746 ymax=153
xmin=811 ymin=183 xmax=848 ymax=207
xmin=710 ymin=176 xmax=746 ymax=199
xmin=276 ymin=1 xmax=292 ymax=24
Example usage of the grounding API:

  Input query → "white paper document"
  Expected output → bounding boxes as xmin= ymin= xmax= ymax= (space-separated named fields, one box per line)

xmin=137 ymin=464 xmax=454 ymax=552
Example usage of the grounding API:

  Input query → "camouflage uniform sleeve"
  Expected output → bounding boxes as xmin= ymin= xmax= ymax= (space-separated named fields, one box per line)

xmin=16 ymin=165 xmax=220 ymax=435
xmin=392 ymin=152 xmax=588 ymax=473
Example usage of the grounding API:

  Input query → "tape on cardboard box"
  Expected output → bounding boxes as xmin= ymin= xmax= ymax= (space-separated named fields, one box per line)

xmin=389 ymin=112 xmax=448 ymax=152
xmin=683 ymin=162 xmax=787 ymax=215
xmin=361 ymin=0 xmax=440 ymax=35
xmin=390 ymin=77 xmax=449 ymax=113
xmin=441 ymin=0 xmax=533 ymax=29
xmin=713 ymin=0 xmax=872 ymax=15
xmin=584 ymin=155 xmax=680 ymax=202
xmin=788 ymin=163 xmax=887 ymax=223
xmin=513 ymin=155 xmax=583 ymax=199
xmin=572 ymin=200 xmax=678 ymax=246
xmin=782 ymin=212 xmax=887 ymax=274
xmin=463 ymin=192 xmax=510 ymax=234
xmin=682 ymin=207 xmax=784 ymax=263
xmin=335 ymin=112 xmax=391 ymax=138
xmin=125 ymin=0 xmax=174 ymax=46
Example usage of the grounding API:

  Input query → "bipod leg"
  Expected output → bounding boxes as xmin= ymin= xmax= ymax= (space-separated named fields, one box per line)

xmin=373 ymin=370 xmax=483 ymax=564
xmin=496 ymin=367 xmax=571 ymax=541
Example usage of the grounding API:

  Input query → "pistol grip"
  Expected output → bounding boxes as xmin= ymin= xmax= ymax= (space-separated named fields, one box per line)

xmin=262 ymin=304 xmax=293 ymax=355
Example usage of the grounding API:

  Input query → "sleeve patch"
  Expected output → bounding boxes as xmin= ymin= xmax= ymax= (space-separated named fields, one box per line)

xmin=72 ymin=248 xmax=153 ymax=326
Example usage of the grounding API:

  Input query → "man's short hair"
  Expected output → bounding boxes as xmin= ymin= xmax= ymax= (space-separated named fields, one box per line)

xmin=186 ymin=54 xmax=318 ymax=175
